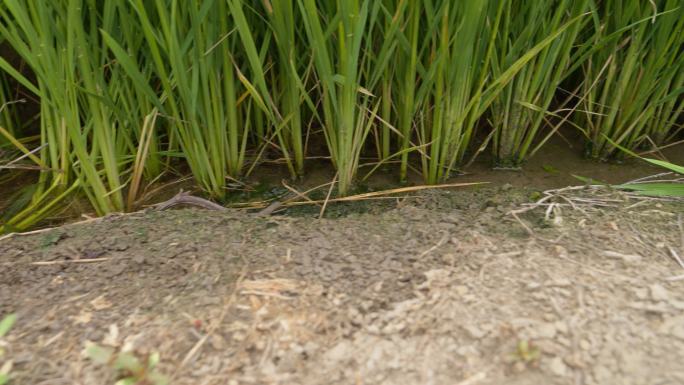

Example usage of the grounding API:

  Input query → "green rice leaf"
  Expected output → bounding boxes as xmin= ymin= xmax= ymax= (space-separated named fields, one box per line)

xmin=638 ymin=158 xmax=684 ymax=175
xmin=614 ymin=183 xmax=684 ymax=197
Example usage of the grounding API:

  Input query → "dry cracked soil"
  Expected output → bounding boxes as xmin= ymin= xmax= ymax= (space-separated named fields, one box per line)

xmin=1 ymin=186 xmax=684 ymax=385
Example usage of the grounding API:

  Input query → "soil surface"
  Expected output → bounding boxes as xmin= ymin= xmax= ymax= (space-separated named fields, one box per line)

xmin=1 ymin=184 xmax=684 ymax=385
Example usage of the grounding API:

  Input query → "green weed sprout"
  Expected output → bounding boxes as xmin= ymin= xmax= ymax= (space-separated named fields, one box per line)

xmin=0 ymin=314 xmax=17 ymax=385
xmin=85 ymin=342 xmax=169 ymax=385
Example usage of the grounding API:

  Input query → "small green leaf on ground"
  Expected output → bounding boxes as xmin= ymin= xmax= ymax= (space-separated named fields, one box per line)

xmin=0 ymin=314 xmax=15 ymax=337
xmin=572 ymin=174 xmax=607 ymax=185
xmin=85 ymin=342 xmax=115 ymax=364
xmin=542 ymin=165 xmax=559 ymax=174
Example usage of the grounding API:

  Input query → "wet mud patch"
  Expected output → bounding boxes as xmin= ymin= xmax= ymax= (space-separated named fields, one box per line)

xmin=1 ymin=187 xmax=683 ymax=385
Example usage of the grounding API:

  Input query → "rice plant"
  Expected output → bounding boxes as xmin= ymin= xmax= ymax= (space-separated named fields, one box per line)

xmin=108 ymin=0 xmax=249 ymax=199
xmin=577 ymin=0 xmax=684 ymax=159
xmin=383 ymin=1 xmax=424 ymax=183
xmin=297 ymin=0 xmax=377 ymax=195
xmin=417 ymin=1 xmax=503 ymax=183
xmin=1 ymin=0 xmax=683 ymax=233
xmin=364 ymin=0 xmax=505 ymax=183
xmin=645 ymin=65 xmax=684 ymax=146
xmin=490 ymin=0 xmax=590 ymax=168
xmin=416 ymin=0 xmax=585 ymax=182
xmin=228 ymin=0 xmax=305 ymax=178
xmin=260 ymin=0 xmax=306 ymax=177
xmin=0 ymin=1 xmax=166 ymax=230
xmin=0 ymin=1 xmax=124 ymax=224
xmin=642 ymin=2 xmax=684 ymax=146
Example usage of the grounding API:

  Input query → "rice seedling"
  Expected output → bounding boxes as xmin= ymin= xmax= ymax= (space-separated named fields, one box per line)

xmin=577 ymin=0 xmax=684 ymax=160
xmin=415 ymin=0 xmax=585 ymax=183
xmin=645 ymin=68 xmax=684 ymax=146
xmin=361 ymin=0 xmax=504 ymax=183
xmin=107 ymin=0 xmax=250 ymax=199
xmin=490 ymin=0 xmax=590 ymax=168
xmin=384 ymin=0 xmax=423 ymax=183
xmin=0 ymin=0 xmax=682 ymax=233
xmin=86 ymin=342 xmax=169 ymax=385
xmin=297 ymin=0 xmax=377 ymax=195
xmin=417 ymin=0 xmax=504 ymax=183
xmin=348 ymin=0 xmax=419 ymax=174
xmin=0 ymin=1 xmax=166 ymax=231
xmin=228 ymin=0 xmax=304 ymax=178
xmin=0 ymin=1 xmax=119 ymax=223
xmin=643 ymin=4 xmax=684 ymax=146
xmin=260 ymin=0 xmax=306 ymax=177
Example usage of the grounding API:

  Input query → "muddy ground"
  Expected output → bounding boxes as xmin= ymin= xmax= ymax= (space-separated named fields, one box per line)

xmin=1 ymin=183 xmax=683 ymax=385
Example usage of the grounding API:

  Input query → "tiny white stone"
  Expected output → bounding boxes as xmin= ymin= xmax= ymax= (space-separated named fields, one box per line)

xmin=547 ymin=356 xmax=569 ymax=377
xmin=579 ymin=339 xmax=591 ymax=350
xmin=534 ymin=322 xmax=557 ymax=339
xmin=650 ymin=284 xmax=669 ymax=302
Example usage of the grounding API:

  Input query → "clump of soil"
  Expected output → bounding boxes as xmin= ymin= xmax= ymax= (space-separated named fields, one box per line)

xmin=1 ymin=186 xmax=683 ymax=385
